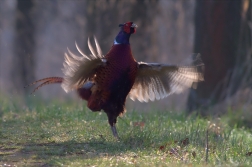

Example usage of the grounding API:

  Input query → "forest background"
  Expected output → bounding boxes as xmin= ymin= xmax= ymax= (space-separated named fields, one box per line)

xmin=0 ymin=0 xmax=251 ymax=115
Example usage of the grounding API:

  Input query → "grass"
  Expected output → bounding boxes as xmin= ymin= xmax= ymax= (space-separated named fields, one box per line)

xmin=0 ymin=97 xmax=252 ymax=166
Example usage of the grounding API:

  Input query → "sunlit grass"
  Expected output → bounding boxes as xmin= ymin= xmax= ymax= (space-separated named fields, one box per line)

xmin=0 ymin=97 xmax=252 ymax=166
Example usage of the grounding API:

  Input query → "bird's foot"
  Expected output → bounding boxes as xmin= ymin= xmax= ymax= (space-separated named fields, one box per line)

xmin=111 ymin=126 xmax=120 ymax=140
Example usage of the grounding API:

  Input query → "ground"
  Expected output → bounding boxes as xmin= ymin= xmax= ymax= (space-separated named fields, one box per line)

xmin=0 ymin=97 xmax=252 ymax=166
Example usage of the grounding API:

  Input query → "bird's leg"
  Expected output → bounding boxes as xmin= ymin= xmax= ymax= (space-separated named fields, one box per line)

xmin=107 ymin=113 xmax=120 ymax=139
xmin=111 ymin=125 xmax=119 ymax=139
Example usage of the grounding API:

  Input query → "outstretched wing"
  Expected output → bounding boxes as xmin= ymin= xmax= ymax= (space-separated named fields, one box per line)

xmin=62 ymin=37 xmax=107 ymax=92
xmin=129 ymin=55 xmax=204 ymax=102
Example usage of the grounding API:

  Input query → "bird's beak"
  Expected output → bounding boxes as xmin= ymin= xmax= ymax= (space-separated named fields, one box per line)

xmin=119 ymin=24 xmax=124 ymax=27
xmin=131 ymin=23 xmax=137 ymax=28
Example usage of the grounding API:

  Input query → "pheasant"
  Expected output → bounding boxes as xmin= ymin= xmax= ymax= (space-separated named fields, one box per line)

xmin=27 ymin=22 xmax=204 ymax=139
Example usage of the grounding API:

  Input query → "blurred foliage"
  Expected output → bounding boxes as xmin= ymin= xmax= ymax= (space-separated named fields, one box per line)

xmin=0 ymin=0 xmax=251 ymax=113
xmin=0 ymin=0 xmax=195 ymax=111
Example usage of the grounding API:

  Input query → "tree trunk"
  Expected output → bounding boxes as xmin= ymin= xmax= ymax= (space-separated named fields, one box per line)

xmin=187 ymin=0 xmax=251 ymax=114
xmin=13 ymin=0 xmax=35 ymax=95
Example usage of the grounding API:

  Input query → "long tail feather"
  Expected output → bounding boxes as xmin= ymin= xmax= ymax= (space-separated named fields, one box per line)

xmin=25 ymin=77 xmax=63 ymax=94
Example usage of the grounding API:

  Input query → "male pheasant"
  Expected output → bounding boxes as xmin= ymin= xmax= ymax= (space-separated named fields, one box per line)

xmin=28 ymin=22 xmax=204 ymax=139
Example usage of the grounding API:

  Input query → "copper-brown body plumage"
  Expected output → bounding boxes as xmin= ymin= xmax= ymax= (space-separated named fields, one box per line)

xmin=97 ymin=45 xmax=137 ymax=123
xmin=89 ymin=45 xmax=137 ymax=111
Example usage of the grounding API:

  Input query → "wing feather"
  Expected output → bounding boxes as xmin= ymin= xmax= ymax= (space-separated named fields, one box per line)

xmin=75 ymin=42 xmax=91 ymax=60
xmin=62 ymin=38 xmax=106 ymax=92
xmin=129 ymin=55 xmax=204 ymax=102
xmin=94 ymin=36 xmax=103 ymax=58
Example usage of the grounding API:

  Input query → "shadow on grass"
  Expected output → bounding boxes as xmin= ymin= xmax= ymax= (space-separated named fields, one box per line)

xmin=2 ymin=133 xmax=151 ymax=164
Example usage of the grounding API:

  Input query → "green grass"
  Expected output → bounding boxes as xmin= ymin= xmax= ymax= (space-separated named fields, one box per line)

xmin=0 ymin=97 xmax=252 ymax=166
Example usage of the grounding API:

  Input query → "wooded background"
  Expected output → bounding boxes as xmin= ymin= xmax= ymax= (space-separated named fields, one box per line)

xmin=0 ymin=0 xmax=251 ymax=114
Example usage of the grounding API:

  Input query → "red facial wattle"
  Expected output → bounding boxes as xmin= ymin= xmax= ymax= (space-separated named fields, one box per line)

xmin=120 ymin=22 xmax=137 ymax=34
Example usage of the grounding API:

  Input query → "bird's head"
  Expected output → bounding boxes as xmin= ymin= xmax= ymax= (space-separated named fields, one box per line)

xmin=119 ymin=22 xmax=137 ymax=34
xmin=114 ymin=22 xmax=137 ymax=45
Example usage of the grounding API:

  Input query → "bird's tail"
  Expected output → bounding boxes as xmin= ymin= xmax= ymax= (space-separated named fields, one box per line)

xmin=25 ymin=77 xmax=63 ymax=94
